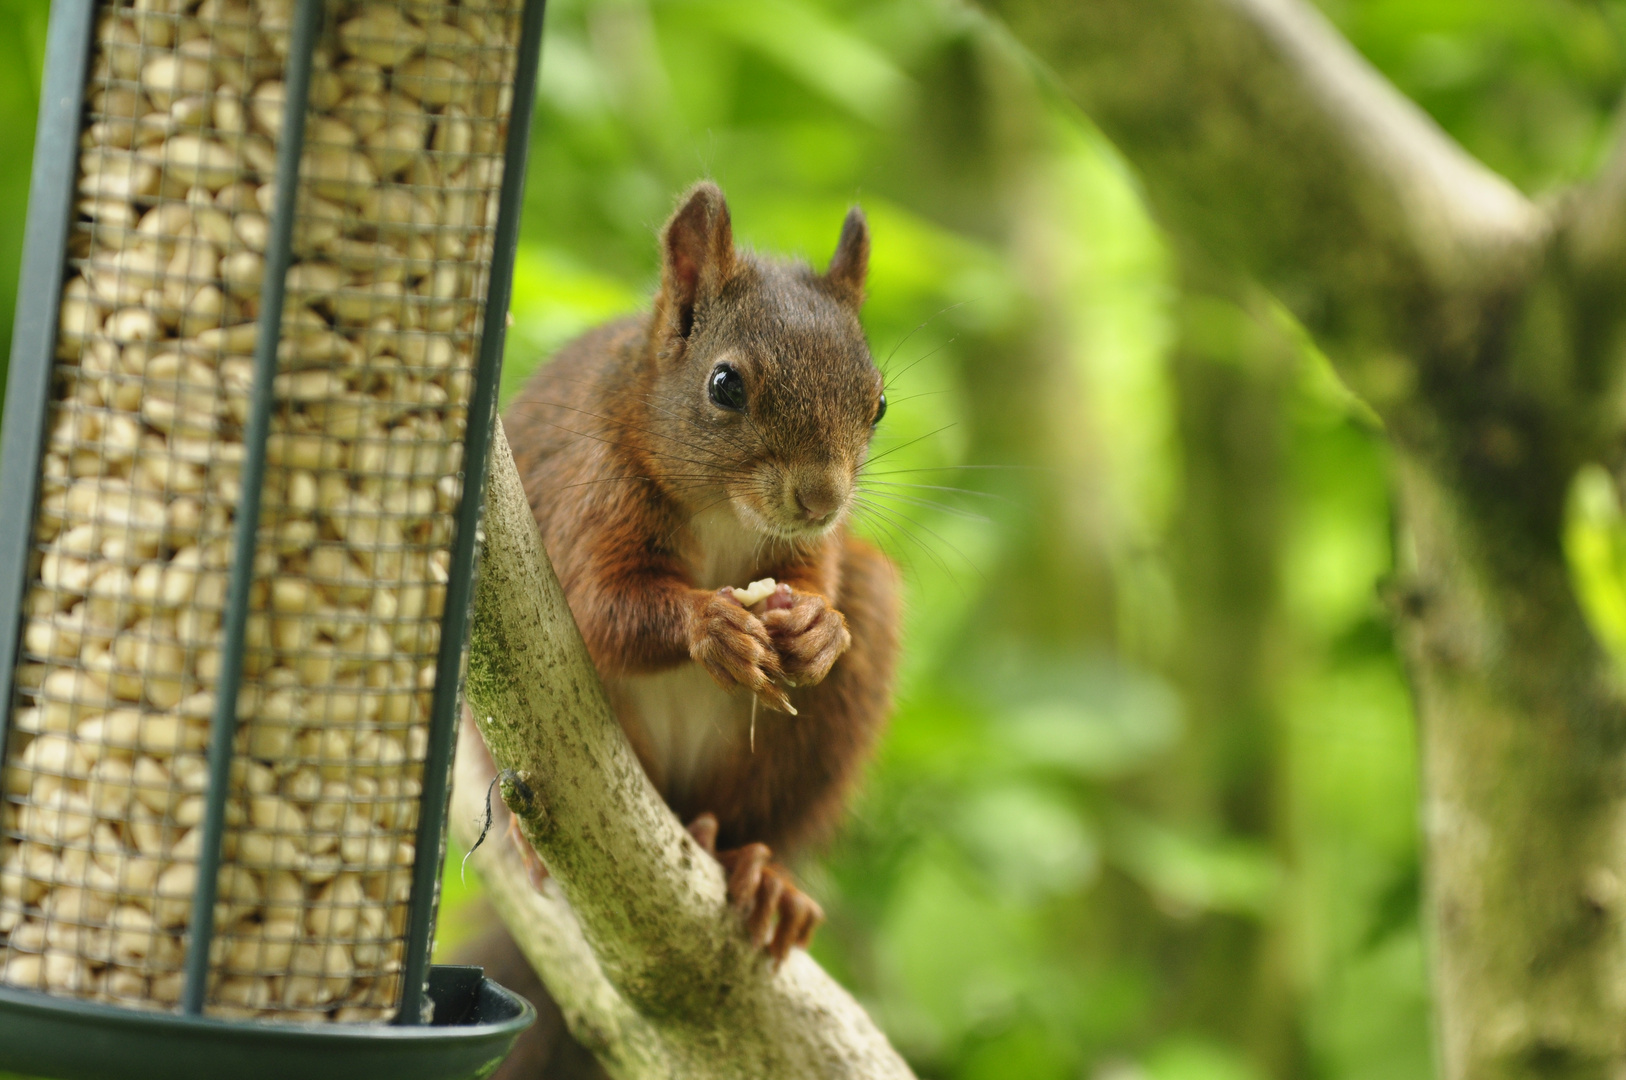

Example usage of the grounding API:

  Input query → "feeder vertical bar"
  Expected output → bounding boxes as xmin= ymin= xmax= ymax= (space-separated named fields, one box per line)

xmin=0 ymin=0 xmax=98 ymax=769
xmin=180 ymin=0 xmax=324 ymax=1015
xmin=395 ymin=0 xmax=550 ymax=1026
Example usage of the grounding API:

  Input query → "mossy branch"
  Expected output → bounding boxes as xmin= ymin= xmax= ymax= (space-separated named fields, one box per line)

xmin=452 ymin=420 xmax=915 ymax=1080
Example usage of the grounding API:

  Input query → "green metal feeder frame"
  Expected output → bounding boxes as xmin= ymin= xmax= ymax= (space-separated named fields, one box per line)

xmin=0 ymin=0 xmax=545 ymax=1066
xmin=0 ymin=965 xmax=530 ymax=1080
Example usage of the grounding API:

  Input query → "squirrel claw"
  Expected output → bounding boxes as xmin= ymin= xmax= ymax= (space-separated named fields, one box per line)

xmin=771 ymin=885 xmax=822 ymax=960
xmin=692 ymin=589 xmax=789 ymax=708
xmin=506 ymin=813 xmax=550 ymax=890
xmin=687 ymin=812 xmax=720 ymax=855
xmin=754 ymin=684 xmax=797 ymax=716
xmin=711 ymin=838 xmax=823 ymax=964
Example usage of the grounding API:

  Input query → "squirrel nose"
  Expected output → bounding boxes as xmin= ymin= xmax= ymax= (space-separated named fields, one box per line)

xmin=794 ymin=483 xmax=842 ymax=523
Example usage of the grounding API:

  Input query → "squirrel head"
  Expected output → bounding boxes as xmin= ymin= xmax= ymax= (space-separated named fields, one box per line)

xmin=644 ymin=181 xmax=884 ymax=541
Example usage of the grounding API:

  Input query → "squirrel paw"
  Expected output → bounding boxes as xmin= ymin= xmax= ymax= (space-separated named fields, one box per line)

xmin=687 ymin=813 xmax=823 ymax=963
xmin=691 ymin=588 xmax=793 ymax=712
xmin=761 ymin=587 xmax=851 ymax=687
xmin=507 ymin=812 xmax=550 ymax=891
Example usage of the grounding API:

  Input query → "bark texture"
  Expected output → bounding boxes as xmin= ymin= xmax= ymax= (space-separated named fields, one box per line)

xmin=975 ymin=0 xmax=1626 ymax=1076
xmin=455 ymin=419 xmax=916 ymax=1080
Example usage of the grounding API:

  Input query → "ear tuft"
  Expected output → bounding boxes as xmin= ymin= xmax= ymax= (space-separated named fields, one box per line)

xmin=658 ymin=181 xmax=736 ymax=341
xmin=824 ymin=206 xmax=869 ymax=306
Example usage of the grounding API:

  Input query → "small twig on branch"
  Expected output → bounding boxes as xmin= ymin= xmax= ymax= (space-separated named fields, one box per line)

xmin=458 ymin=775 xmax=500 ymax=885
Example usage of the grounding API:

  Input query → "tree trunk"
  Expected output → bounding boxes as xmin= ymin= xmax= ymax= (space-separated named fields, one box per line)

xmin=1394 ymin=450 xmax=1626 ymax=1078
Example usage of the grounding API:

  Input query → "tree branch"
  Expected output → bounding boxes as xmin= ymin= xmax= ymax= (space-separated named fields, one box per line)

xmin=451 ymin=724 xmax=666 ymax=1079
xmin=980 ymin=0 xmax=1546 ymax=416
xmin=454 ymin=419 xmax=916 ymax=1080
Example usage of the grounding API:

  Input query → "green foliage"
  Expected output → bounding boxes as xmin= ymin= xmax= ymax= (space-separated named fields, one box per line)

xmin=1565 ymin=465 xmax=1626 ymax=656
xmin=486 ymin=2 xmax=1434 ymax=1077
xmin=0 ymin=0 xmax=47 ymax=386
xmin=0 ymin=0 xmax=1622 ymax=1078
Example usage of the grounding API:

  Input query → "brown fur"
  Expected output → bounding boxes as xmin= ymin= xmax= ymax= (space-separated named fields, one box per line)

xmin=502 ymin=179 xmax=899 ymax=888
xmin=470 ymin=181 xmax=899 ymax=1080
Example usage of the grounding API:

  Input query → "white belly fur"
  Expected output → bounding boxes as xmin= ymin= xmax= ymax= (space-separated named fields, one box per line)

xmin=613 ymin=499 xmax=764 ymax=802
xmin=689 ymin=504 xmax=763 ymax=590
xmin=612 ymin=666 xmax=751 ymax=803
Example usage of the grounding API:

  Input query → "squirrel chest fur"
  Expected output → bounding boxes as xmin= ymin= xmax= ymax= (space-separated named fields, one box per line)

xmin=501 ymin=182 xmax=901 ymax=958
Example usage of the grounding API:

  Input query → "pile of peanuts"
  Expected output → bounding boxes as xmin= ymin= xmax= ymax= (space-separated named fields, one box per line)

xmin=0 ymin=0 xmax=519 ymax=1021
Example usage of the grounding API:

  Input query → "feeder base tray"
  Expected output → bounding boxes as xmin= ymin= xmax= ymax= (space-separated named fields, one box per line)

xmin=0 ymin=965 xmax=533 ymax=1080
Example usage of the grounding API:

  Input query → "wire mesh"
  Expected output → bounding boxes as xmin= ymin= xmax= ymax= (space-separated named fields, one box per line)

xmin=0 ymin=0 xmax=522 ymax=1022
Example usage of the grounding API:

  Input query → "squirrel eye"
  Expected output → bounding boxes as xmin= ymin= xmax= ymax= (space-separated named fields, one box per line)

xmin=873 ymin=393 xmax=887 ymax=426
xmin=708 ymin=365 xmax=747 ymax=412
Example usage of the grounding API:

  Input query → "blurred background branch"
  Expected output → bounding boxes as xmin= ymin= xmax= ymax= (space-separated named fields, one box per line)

xmin=978 ymin=1 xmax=1626 ymax=1076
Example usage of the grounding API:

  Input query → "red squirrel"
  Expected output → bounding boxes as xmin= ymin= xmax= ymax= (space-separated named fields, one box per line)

xmin=500 ymin=181 xmax=901 ymax=961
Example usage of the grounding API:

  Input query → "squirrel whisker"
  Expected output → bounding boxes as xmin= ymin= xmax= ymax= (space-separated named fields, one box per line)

xmin=851 ymin=495 xmax=980 ymax=584
xmin=860 ymin=479 xmax=1003 ymax=498
xmin=860 ymin=422 xmax=961 ymax=471
xmin=880 ymin=335 xmax=958 ymax=386
xmin=877 ymin=300 xmax=968 ymax=374
xmin=854 ymin=486 xmax=991 ymax=524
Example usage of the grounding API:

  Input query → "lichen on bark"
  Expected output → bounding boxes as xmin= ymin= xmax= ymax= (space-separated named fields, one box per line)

xmin=455 ymin=420 xmax=916 ymax=1080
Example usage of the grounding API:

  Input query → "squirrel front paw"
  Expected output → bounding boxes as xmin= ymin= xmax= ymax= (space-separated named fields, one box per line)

xmin=690 ymin=588 xmax=793 ymax=712
xmin=687 ymin=813 xmax=823 ymax=963
xmin=761 ymin=585 xmax=851 ymax=687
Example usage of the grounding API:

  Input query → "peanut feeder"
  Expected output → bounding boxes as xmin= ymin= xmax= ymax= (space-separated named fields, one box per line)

xmin=0 ymin=0 xmax=543 ymax=1057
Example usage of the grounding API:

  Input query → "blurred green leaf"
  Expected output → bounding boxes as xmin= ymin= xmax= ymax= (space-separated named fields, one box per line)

xmin=1140 ymin=1037 xmax=1267 ymax=1080
xmin=1565 ymin=463 xmax=1626 ymax=663
xmin=873 ymin=846 xmax=1028 ymax=1056
xmin=1000 ymin=695 xmax=1181 ymax=780
xmin=432 ymin=840 xmax=485 ymax=962
xmin=501 ymin=246 xmax=645 ymax=403
xmin=681 ymin=0 xmax=912 ymax=125
xmin=1108 ymin=813 xmax=1282 ymax=918
xmin=953 ymin=784 xmax=1098 ymax=901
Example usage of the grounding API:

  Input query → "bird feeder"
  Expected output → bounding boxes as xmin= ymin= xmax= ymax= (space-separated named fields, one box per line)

xmin=0 ymin=0 xmax=542 ymax=1068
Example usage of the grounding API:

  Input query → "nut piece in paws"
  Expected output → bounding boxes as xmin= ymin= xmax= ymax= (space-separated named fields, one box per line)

xmin=730 ymin=577 xmax=780 ymax=607
xmin=687 ymin=813 xmax=823 ymax=962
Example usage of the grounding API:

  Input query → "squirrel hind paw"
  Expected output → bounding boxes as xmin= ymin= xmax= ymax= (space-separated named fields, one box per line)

xmin=506 ymin=813 xmax=550 ymax=890
xmin=714 ymin=841 xmax=824 ymax=963
xmin=686 ymin=812 xmax=720 ymax=854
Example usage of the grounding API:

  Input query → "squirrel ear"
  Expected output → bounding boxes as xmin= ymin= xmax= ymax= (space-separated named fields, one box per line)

xmin=658 ymin=181 xmax=736 ymax=340
xmin=824 ymin=206 xmax=869 ymax=306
